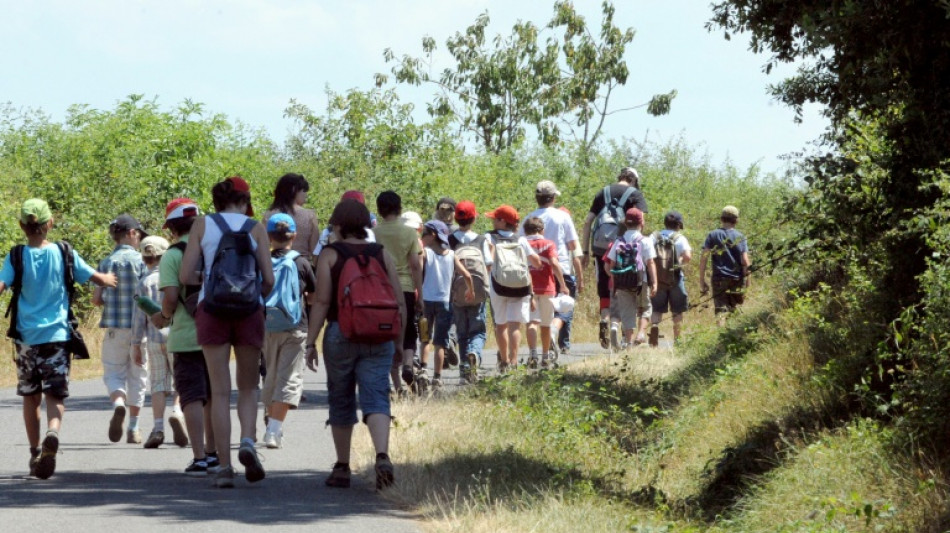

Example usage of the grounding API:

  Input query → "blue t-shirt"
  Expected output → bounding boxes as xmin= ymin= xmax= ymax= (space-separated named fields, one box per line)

xmin=0 ymin=244 xmax=96 ymax=345
xmin=703 ymin=228 xmax=748 ymax=280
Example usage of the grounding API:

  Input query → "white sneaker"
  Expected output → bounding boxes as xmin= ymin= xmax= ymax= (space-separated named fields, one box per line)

xmin=610 ymin=327 xmax=621 ymax=351
xmin=263 ymin=431 xmax=282 ymax=449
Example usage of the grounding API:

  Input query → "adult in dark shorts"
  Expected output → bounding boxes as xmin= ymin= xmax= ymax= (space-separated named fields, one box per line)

xmin=151 ymin=198 xmax=219 ymax=476
xmin=581 ymin=167 xmax=649 ymax=347
xmin=648 ymin=211 xmax=692 ymax=345
xmin=699 ymin=205 xmax=751 ymax=327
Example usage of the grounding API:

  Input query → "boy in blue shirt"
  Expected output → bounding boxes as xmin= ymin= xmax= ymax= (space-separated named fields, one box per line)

xmin=699 ymin=205 xmax=751 ymax=327
xmin=0 ymin=199 xmax=116 ymax=479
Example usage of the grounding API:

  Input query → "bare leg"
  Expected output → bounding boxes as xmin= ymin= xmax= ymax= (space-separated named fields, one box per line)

xmin=203 ymin=401 xmax=216 ymax=454
xmin=526 ymin=323 xmax=539 ymax=353
xmin=672 ymin=314 xmax=684 ymax=341
xmin=151 ymin=391 xmax=167 ymax=421
xmin=331 ymin=424 xmax=354 ymax=463
xmin=23 ymin=394 xmax=42 ymax=448
xmin=269 ymin=402 xmax=291 ymax=422
xmin=234 ymin=345 xmax=261 ymax=442
xmin=366 ymin=414 xmax=390 ymax=454
xmin=182 ymin=401 xmax=206 ymax=459
xmin=129 ymin=405 xmax=140 ymax=417
xmin=495 ymin=324 xmax=509 ymax=365
xmin=507 ymin=322 xmax=521 ymax=366
xmin=203 ymin=344 xmax=233 ymax=467
xmin=45 ymin=395 xmax=64 ymax=433
xmin=540 ymin=326 xmax=551 ymax=354
xmin=434 ymin=346 xmax=445 ymax=374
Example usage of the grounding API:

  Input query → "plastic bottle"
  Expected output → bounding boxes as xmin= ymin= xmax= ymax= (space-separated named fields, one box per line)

xmin=134 ymin=294 xmax=163 ymax=316
xmin=418 ymin=315 xmax=430 ymax=343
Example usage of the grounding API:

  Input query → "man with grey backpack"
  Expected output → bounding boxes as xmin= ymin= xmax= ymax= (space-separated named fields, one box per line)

xmin=581 ymin=167 xmax=649 ymax=349
xmin=649 ymin=211 xmax=692 ymax=346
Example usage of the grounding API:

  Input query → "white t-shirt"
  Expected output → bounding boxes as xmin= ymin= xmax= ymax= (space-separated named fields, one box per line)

xmin=199 ymin=213 xmax=260 ymax=302
xmin=521 ymin=207 xmax=579 ymax=272
xmin=606 ymin=230 xmax=655 ymax=263
xmin=654 ymin=229 xmax=691 ymax=260
xmin=485 ymin=230 xmax=537 ymax=266
xmin=422 ymin=248 xmax=455 ymax=303
xmin=313 ymin=227 xmax=375 ymax=256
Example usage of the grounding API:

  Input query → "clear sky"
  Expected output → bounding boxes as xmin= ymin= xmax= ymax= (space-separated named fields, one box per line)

xmin=0 ymin=0 xmax=827 ymax=173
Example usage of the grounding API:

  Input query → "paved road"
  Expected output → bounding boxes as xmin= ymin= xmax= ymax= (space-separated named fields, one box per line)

xmin=0 ymin=340 xmax=625 ymax=532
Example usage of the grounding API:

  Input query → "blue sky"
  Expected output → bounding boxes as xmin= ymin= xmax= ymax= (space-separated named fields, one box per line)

xmin=0 ymin=0 xmax=827 ymax=173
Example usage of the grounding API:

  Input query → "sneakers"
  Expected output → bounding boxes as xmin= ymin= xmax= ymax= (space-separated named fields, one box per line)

xmin=35 ymin=432 xmax=59 ymax=480
xmin=549 ymin=337 xmax=560 ymax=360
xmin=184 ymin=458 xmax=209 ymax=477
xmin=108 ymin=404 xmax=126 ymax=443
xmin=238 ymin=440 xmax=266 ymax=483
xmin=263 ymin=431 xmax=282 ymax=449
xmin=214 ymin=465 xmax=236 ymax=488
xmin=527 ymin=356 xmax=539 ymax=369
xmin=599 ymin=321 xmax=609 ymax=349
xmin=325 ymin=462 xmax=351 ymax=488
xmin=648 ymin=325 xmax=660 ymax=347
xmin=431 ymin=376 xmax=444 ymax=392
xmin=29 ymin=449 xmax=40 ymax=478
xmin=445 ymin=342 xmax=460 ymax=367
xmin=143 ymin=430 xmax=164 ymax=449
xmin=168 ymin=413 xmax=188 ymax=447
xmin=413 ymin=368 xmax=430 ymax=394
xmin=127 ymin=428 xmax=143 ymax=444
xmin=375 ymin=453 xmax=394 ymax=490
xmin=610 ymin=327 xmax=621 ymax=351
xmin=205 ymin=452 xmax=221 ymax=473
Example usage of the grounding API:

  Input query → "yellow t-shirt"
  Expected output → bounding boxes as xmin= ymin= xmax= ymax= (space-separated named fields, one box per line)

xmin=373 ymin=218 xmax=422 ymax=292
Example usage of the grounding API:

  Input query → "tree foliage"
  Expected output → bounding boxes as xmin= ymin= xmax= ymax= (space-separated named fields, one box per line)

xmin=379 ymin=1 xmax=675 ymax=154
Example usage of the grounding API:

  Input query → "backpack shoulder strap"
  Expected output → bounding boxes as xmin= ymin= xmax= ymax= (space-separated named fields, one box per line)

xmin=239 ymin=218 xmax=257 ymax=234
xmin=602 ymin=186 xmax=613 ymax=208
xmin=285 ymin=250 xmax=301 ymax=262
xmin=207 ymin=213 xmax=229 ymax=232
xmin=170 ymin=241 xmax=187 ymax=252
xmin=57 ymin=241 xmax=77 ymax=301
xmin=617 ymin=186 xmax=637 ymax=209
xmin=5 ymin=244 xmax=25 ymax=321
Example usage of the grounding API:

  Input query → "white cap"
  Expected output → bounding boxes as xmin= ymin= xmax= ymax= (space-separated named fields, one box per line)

xmin=401 ymin=211 xmax=423 ymax=230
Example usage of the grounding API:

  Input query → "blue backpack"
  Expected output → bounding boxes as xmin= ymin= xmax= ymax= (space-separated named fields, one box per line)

xmin=264 ymin=251 xmax=302 ymax=332
xmin=202 ymin=214 xmax=262 ymax=318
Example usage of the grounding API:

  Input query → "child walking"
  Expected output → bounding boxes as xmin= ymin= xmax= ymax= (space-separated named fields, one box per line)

xmin=0 ymin=199 xmax=117 ymax=478
xmin=604 ymin=208 xmax=657 ymax=347
xmin=522 ymin=217 xmax=569 ymax=368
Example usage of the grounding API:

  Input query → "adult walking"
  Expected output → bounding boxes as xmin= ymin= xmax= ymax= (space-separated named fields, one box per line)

xmin=262 ymin=173 xmax=320 ymax=261
xmin=180 ymin=176 xmax=275 ymax=488
xmin=581 ymin=167 xmax=649 ymax=348
xmin=305 ymin=199 xmax=407 ymax=490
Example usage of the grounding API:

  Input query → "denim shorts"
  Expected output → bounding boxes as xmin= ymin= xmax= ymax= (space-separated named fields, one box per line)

xmin=423 ymin=300 xmax=453 ymax=348
xmin=322 ymin=321 xmax=393 ymax=426
xmin=651 ymin=278 xmax=689 ymax=315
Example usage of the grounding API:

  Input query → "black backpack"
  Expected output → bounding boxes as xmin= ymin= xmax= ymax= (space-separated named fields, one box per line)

xmin=5 ymin=241 xmax=90 ymax=359
xmin=201 ymin=214 xmax=262 ymax=318
xmin=169 ymin=241 xmax=202 ymax=317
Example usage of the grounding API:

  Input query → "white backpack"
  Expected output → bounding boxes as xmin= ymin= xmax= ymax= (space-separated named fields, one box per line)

xmin=489 ymin=231 xmax=531 ymax=297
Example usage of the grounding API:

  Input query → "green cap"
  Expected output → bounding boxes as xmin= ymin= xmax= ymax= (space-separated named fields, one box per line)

xmin=20 ymin=198 xmax=52 ymax=225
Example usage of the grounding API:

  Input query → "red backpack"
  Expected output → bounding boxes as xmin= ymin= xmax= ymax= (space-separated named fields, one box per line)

xmin=329 ymin=243 xmax=401 ymax=343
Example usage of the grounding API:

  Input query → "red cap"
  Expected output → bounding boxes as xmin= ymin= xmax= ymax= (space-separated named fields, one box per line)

xmin=163 ymin=197 xmax=199 ymax=228
xmin=225 ymin=176 xmax=254 ymax=216
xmin=625 ymin=207 xmax=643 ymax=226
xmin=455 ymin=200 xmax=477 ymax=221
xmin=341 ymin=190 xmax=365 ymax=204
xmin=485 ymin=205 xmax=520 ymax=226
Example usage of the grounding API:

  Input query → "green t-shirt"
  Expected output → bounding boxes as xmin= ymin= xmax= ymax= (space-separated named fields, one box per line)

xmin=158 ymin=235 xmax=200 ymax=353
xmin=373 ymin=218 xmax=422 ymax=292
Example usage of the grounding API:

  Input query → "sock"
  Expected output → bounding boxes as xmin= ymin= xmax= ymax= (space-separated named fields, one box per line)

xmin=129 ymin=416 xmax=139 ymax=431
xmin=113 ymin=398 xmax=126 ymax=408
xmin=154 ymin=418 xmax=165 ymax=432
xmin=241 ymin=437 xmax=255 ymax=448
xmin=171 ymin=405 xmax=183 ymax=416
xmin=433 ymin=373 xmax=441 ymax=379
xmin=266 ymin=418 xmax=283 ymax=435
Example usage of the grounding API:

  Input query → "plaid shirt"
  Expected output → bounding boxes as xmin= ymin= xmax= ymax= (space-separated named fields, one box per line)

xmin=98 ymin=244 xmax=146 ymax=329
xmin=132 ymin=266 xmax=169 ymax=345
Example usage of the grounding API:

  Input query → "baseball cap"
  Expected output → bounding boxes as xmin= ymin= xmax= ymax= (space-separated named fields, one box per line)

xmin=722 ymin=205 xmax=740 ymax=218
xmin=455 ymin=200 xmax=477 ymax=221
xmin=341 ymin=190 xmax=365 ymax=204
xmin=110 ymin=214 xmax=147 ymax=237
xmin=423 ymin=219 xmax=450 ymax=247
xmin=266 ymin=212 xmax=297 ymax=233
xmin=140 ymin=235 xmax=170 ymax=257
xmin=536 ymin=180 xmax=560 ymax=197
xmin=485 ymin=205 xmax=520 ymax=226
xmin=401 ymin=211 xmax=423 ymax=230
xmin=225 ymin=176 xmax=254 ymax=216
xmin=625 ymin=207 xmax=644 ymax=226
xmin=163 ymin=198 xmax=200 ymax=228
xmin=20 ymin=198 xmax=52 ymax=225
xmin=618 ymin=167 xmax=640 ymax=182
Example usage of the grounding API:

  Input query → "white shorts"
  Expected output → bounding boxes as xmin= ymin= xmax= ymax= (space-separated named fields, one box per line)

xmin=101 ymin=328 xmax=149 ymax=407
xmin=528 ymin=294 xmax=555 ymax=327
xmin=489 ymin=290 xmax=530 ymax=325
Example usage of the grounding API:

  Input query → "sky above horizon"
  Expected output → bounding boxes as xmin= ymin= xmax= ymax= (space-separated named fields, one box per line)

xmin=0 ymin=0 xmax=828 ymax=174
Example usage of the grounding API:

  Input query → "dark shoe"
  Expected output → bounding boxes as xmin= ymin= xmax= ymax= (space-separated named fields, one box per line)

xmin=599 ymin=321 xmax=609 ymax=349
xmin=143 ymin=430 xmax=164 ymax=449
xmin=127 ymin=428 xmax=143 ymax=444
xmin=108 ymin=405 xmax=126 ymax=443
xmin=205 ymin=452 xmax=221 ymax=473
xmin=238 ymin=441 xmax=266 ymax=483
xmin=29 ymin=449 xmax=40 ymax=477
xmin=325 ymin=463 xmax=351 ymax=488
xmin=168 ymin=414 xmax=188 ymax=447
xmin=649 ymin=326 xmax=660 ymax=347
xmin=445 ymin=343 xmax=459 ymax=367
xmin=375 ymin=453 xmax=394 ymax=490
xmin=184 ymin=458 xmax=209 ymax=477
xmin=35 ymin=432 xmax=59 ymax=480
xmin=214 ymin=466 xmax=236 ymax=488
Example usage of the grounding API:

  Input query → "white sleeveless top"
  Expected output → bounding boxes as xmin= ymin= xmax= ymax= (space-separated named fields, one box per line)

xmin=199 ymin=212 xmax=259 ymax=301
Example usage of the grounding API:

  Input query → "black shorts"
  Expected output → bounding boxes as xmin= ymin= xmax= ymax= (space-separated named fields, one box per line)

xmin=173 ymin=350 xmax=211 ymax=408
xmin=16 ymin=342 xmax=70 ymax=398
xmin=402 ymin=292 xmax=418 ymax=352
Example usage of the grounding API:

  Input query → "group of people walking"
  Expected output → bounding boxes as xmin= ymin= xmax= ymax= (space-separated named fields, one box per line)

xmin=0 ymin=167 xmax=750 ymax=490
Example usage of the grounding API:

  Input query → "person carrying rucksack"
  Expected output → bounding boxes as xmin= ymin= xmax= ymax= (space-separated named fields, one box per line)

xmin=648 ymin=211 xmax=692 ymax=346
xmin=179 ymin=176 xmax=275 ymax=488
xmin=699 ymin=205 xmax=751 ymax=327
xmin=261 ymin=213 xmax=316 ymax=449
xmin=484 ymin=205 xmax=542 ymax=372
xmin=604 ymin=208 xmax=657 ymax=348
xmin=581 ymin=167 xmax=649 ymax=349
xmin=305 ymin=199 xmax=407 ymax=491
xmin=0 ymin=198 xmax=117 ymax=479
xmin=522 ymin=216 xmax=569 ymax=369
xmin=448 ymin=200 xmax=491 ymax=383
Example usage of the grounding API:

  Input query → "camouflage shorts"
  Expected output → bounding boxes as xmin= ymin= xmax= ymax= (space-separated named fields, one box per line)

xmin=15 ymin=342 xmax=71 ymax=398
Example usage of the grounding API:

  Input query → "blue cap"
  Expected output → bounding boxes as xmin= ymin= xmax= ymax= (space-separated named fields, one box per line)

xmin=266 ymin=213 xmax=296 ymax=233
xmin=423 ymin=219 xmax=450 ymax=247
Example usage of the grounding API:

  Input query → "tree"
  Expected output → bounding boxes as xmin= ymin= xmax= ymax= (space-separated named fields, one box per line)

xmin=379 ymin=1 xmax=674 ymax=155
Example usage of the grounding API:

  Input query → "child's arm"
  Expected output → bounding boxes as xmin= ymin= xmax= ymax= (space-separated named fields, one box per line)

xmin=90 ymin=271 xmax=118 ymax=288
xmin=453 ymin=255 xmax=475 ymax=302
xmin=646 ymin=258 xmax=657 ymax=297
xmin=552 ymin=260 xmax=569 ymax=295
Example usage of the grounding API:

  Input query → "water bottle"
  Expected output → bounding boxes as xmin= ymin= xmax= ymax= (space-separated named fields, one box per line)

xmin=418 ymin=315 xmax=430 ymax=344
xmin=134 ymin=294 xmax=162 ymax=315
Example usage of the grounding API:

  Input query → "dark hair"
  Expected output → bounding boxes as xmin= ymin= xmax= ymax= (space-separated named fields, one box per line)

xmin=721 ymin=213 xmax=738 ymax=224
xmin=523 ymin=216 xmax=545 ymax=235
xmin=268 ymin=220 xmax=295 ymax=244
xmin=664 ymin=213 xmax=684 ymax=230
xmin=20 ymin=221 xmax=48 ymax=236
xmin=329 ymin=200 xmax=370 ymax=240
xmin=268 ymin=173 xmax=309 ymax=214
xmin=455 ymin=217 xmax=475 ymax=227
xmin=166 ymin=216 xmax=196 ymax=236
xmin=212 ymin=178 xmax=251 ymax=213
xmin=376 ymin=190 xmax=402 ymax=218
xmin=535 ymin=194 xmax=555 ymax=207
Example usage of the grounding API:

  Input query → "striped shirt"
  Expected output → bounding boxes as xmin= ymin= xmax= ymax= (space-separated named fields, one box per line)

xmin=98 ymin=244 xmax=146 ymax=329
xmin=132 ymin=266 xmax=169 ymax=345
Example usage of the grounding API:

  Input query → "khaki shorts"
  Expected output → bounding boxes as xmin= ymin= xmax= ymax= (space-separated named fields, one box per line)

xmin=613 ymin=288 xmax=652 ymax=331
xmin=262 ymin=328 xmax=307 ymax=407
xmin=528 ymin=294 xmax=556 ymax=327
